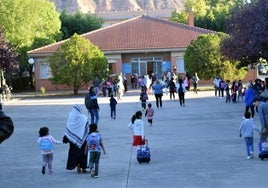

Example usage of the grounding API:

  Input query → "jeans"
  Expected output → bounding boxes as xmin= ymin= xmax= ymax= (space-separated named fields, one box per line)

xmin=89 ymin=108 xmax=99 ymax=124
xmin=244 ymin=137 xmax=253 ymax=156
xmin=245 ymin=105 xmax=255 ymax=118
xmin=215 ymin=87 xmax=220 ymax=96
xmin=226 ymin=91 xmax=231 ymax=103
xmin=110 ymin=107 xmax=116 ymax=118
xmin=154 ymin=94 xmax=162 ymax=108
xmin=178 ymin=92 xmax=185 ymax=106
xmin=88 ymin=151 xmax=101 ymax=173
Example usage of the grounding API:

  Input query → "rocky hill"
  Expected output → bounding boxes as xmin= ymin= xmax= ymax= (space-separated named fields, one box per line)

xmin=49 ymin=0 xmax=185 ymax=13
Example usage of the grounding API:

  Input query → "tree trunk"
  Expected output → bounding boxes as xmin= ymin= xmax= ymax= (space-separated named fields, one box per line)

xmin=73 ymin=85 xmax=79 ymax=95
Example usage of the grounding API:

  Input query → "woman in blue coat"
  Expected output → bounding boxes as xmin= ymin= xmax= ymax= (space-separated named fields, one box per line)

xmin=152 ymin=80 xmax=164 ymax=108
xmin=245 ymin=84 xmax=256 ymax=118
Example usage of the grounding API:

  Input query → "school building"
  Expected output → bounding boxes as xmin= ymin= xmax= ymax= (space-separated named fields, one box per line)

xmin=27 ymin=14 xmax=255 ymax=91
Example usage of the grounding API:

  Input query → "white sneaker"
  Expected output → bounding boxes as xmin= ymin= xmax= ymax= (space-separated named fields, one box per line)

xmin=247 ymin=156 xmax=251 ymax=159
xmin=250 ymin=152 xmax=254 ymax=159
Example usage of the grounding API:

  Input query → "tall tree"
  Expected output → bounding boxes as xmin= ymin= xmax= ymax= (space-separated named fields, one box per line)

xmin=221 ymin=0 xmax=268 ymax=68
xmin=184 ymin=33 xmax=247 ymax=81
xmin=0 ymin=0 xmax=61 ymax=88
xmin=0 ymin=28 xmax=18 ymax=87
xmin=170 ymin=0 xmax=248 ymax=32
xmin=60 ymin=10 xmax=103 ymax=40
xmin=49 ymin=34 xmax=108 ymax=95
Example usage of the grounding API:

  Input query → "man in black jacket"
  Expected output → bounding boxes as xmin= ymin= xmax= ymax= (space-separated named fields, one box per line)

xmin=0 ymin=104 xmax=14 ymax=144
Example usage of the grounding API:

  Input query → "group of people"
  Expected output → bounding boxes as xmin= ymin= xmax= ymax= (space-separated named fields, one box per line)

xmin=38 ymin=102 xmax=106 ymax=178
xmin=94 ymin=74 xmax=126 ymax=100
xmin=238 ymin=77 xmax=268 ymax=160
xmin=213 ymin=76 xmax=245 ymax=103
xmin=139 ymin=74 xmax=190 ymax=109
xmin=37 ymin=83 xmax=125 ymax=177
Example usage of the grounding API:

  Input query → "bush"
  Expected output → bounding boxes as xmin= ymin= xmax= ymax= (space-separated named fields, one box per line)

xmin=40 ymin=87 xmax=46 ymax=96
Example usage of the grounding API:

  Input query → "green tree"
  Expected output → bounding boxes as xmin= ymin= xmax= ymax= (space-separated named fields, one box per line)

xmin=170 ymin=0 xmax=249 ymax=32
xmin=49 ymin=34 xmax=108 ymax=95
xmin=60 ymin=10 xmax=103 ymax=40
xmin=184 ymin=33 xmax=247 ymax=81
xmin=0 ymin=0 xmax=61 ymax=88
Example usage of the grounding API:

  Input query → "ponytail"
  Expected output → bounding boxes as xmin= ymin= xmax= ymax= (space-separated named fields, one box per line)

xmin=131 ymin=111 xmax=143 ymax=124
xmin=131 ymin=114 xmax=136 ymax=124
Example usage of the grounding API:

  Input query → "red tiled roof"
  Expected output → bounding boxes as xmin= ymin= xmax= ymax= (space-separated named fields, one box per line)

xmin=28 ymin=15 xmax=214 ymax=55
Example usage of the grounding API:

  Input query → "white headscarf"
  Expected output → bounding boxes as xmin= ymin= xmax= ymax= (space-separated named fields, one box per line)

xmin=65 ymin=104 xmax=89 ymax=148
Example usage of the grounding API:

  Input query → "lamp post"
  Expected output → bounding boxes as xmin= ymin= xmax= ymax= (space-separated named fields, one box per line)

xmin=28 ymin=58 xmax=35 ymax=89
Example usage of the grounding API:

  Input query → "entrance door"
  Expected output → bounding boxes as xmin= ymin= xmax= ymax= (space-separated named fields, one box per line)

xmin=147 ymin=61 xmax=154 ymax=76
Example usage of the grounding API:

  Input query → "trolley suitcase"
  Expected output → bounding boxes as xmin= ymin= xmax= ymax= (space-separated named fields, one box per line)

xmin=258 ymin=141 xmax=268 ymax=160
xmin=137 ymin=139 xmax=151 ymax=163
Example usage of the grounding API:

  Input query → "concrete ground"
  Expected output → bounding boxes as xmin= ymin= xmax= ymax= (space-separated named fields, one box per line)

xmin=1 ymin=87 xmax=268 ymax=188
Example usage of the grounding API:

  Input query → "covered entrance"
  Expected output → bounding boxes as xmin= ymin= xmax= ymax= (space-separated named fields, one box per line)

xmin=130 ymin=57 xmax=163 ymax=79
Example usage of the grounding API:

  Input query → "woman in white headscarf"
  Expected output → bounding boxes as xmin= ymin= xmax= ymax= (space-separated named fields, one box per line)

xmin=63 ymin=104 xmax=89 ymax=173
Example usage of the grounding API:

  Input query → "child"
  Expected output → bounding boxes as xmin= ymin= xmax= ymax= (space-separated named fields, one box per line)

xmin=85 ymin=124 xmax=106 ymax=178
xmin=140 ymin=88 xmax=148 ymax=111
xmin=128 ymin=111 xmax=145 ymax=150
xmin=145 ymin=103 xmax=154 ymax=126
xmin=37 ymin=127 xmax=63 ymax=174
xmin=109 ymin=94 xmax=117 ymax=119
xmin=239 ymin=111 xmax=261 ymax=159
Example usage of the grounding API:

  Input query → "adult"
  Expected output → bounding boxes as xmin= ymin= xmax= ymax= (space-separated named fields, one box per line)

xmin=150 ymin=72 xmax=156 ymax=88
xmin=219 ymin=79 xmax=225 ymax=97
xmin=231 ymin=81 xmax=238 ymax=103
xmin=253 ymin=98 xmax=268 ymax=140
xmin=253 ymin=79 xmax=263 ymax=98
xmin=192 ymin=72 xmax=199 ymax=94
xmin=176 ymin=78 xmax=187 ymax=107
xmin=152 ymin=80 xmax=163 ymax=108
xmin=101 ymin=78 xmax=107 ymax=97
xmin=93 ymin=77 xmax=100 ymax=96
xmin=244 ymin=84 xmax=255 ymax=118
xmin=0 ymin=104 xmax=14 ymax=144
xmin=63 ymin=104 xmax=89 ymax=173
xmin=106 ymin=77 xmax=113 ymax=96
xmin=87 ymin=87 xmax=100 ymax=124
xmin=237 ymin=80 xmax=243 ymax=102
xmin=213 ymin=76 xmax=221 ymax=97
xmin=123 ymin=74 xmax=128 ymax=92
xmin=166 ymin=69 xmax=172 ymax=81
xmin=185 ymin=71 xmax=191 ymax=91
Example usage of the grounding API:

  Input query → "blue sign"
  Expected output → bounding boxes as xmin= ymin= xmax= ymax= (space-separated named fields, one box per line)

xmin=162 ymin=61 xmax=171 ymax=72
xmin=122 ymin=63 xmax=131 ymax=74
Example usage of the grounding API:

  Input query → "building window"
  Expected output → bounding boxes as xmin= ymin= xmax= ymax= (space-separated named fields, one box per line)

xmin=40 ymin=62 xmax=52 ymax=79
xmin=177 ymin=58 xmax=185 ymax=73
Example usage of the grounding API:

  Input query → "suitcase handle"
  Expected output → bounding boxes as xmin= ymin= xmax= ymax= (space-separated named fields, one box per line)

xmin=140 ymin=139 xmax=148 ymax=147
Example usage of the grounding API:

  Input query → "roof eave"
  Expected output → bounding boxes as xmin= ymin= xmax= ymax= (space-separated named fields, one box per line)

xmin=103 ymin=48 xmax=187 ymax=54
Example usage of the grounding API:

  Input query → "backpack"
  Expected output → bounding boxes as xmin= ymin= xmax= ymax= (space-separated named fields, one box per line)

xmin=85 ymin=94 xmax=94 ymax=109
xmin=40 ymin=137 xmax=53 ymax=151
xmin=87 ymin=133 xmax=100 ymax=151
xmin=224 ymin=84 xmax=229 ymax=91
xmin=178 ymin=84 xmax=183 ymax=93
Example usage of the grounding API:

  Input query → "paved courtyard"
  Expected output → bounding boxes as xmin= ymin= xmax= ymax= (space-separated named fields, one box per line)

xmin=1 ymin=89 xmax=268 ymax=188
